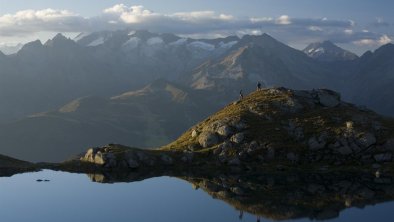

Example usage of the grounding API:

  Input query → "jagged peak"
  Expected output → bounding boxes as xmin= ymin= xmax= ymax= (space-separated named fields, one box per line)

xmin=44 ymin=33 xmax=76 ymax=47
xmin=18 ymin=40 xmax=43 ymax=53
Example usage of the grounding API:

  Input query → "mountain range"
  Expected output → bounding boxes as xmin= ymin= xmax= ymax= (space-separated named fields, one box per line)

xmin=0 ymin=29 xmax=393 ymax=161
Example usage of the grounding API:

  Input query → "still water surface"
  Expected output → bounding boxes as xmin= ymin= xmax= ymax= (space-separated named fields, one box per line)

xmin=0 ymin=170 xmax=393 ymax=222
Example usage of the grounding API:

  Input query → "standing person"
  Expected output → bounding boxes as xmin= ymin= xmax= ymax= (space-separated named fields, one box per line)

xmin=239 ymin=90 xmax=244 ymax=100
xmin=257 ymin=81 xmax=262 ymax=91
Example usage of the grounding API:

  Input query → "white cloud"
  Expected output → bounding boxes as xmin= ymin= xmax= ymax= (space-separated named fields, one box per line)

xmin=379 ymin=34 xmax=392 ymax=45
xmin=353 ymin=34 xmax=392 ymax=46
xmin=308 ymin=26 xmax=323 ymax=31
xmin=0 ymin=8 xmax=88 ymax=36
xmin=276 ymin=15 xmax=291 ymax=25
xmin=104 ymin=4 xmax=159 ymax=24
xmin=353 ymin=39 xmax=376 ymax=46
xmin=344 ymin=29 xmax=354 ymax=35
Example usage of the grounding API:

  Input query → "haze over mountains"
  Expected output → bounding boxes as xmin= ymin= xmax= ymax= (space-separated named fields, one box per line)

xmin=0 ymin=29 xmax=393 ymax=161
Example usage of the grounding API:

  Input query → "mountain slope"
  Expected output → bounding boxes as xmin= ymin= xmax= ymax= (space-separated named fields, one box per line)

xmin=349 ymin=43 xmax=394 ymax=116
xmin=0 ymin=80 xmax=214 ymax=162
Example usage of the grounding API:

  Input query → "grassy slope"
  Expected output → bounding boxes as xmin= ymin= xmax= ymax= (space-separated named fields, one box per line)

xmin=162 ymin=89 xmax=394 ymax=153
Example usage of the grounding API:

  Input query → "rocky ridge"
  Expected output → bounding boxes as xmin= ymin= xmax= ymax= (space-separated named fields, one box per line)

xmin=75 ymin=87 xmax=394 ymax=170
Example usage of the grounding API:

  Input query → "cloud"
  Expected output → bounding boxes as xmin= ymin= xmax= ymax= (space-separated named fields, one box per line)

xmin=276 ymin=15 xmax=291 ymax=25
xmin=0 ymin=4 xmax=391 ymax=50
xmin=0 ymin=8 xmax=90 ymax=36
xmin=372 ymin=17 xmax=390 ymax=28
xmin=353 ymin=34 xmax=392 ymax=46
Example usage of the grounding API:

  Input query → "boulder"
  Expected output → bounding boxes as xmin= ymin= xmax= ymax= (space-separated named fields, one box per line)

xmin=93 ymin=152 xmax=106 ymax=165
xmin=231 ymin=133 xmax=245 ymax=144
xmin=82 ymin=147 xmax=100 ymax=162
xmin=127 ymin=158 xmax=140 ymax=169
xmin=384 ymin=138 xmax=394 ymax=151
xmin=374 ymin=153 xmax=392 ymax=162
xmin=357 ymin=133 xmax=376 ymax=148
xmin=316 ymin=89 xmax=340 ymax=107
xmin=160 ymin=154 xmax=174 ymax=165
xmin=228 ymin=157 xmax=241 ymax=166
xmin=337 ymin=146 xmax=352 ymax=155
xmin=217 ymin=125 xmax=233 ymax=137
xmin=191 ymin=130 xmax=198 ymax=138
xmin=233 ymin=121 xmax=248 ymax=130
xmin=287 ymin=152 xmax=298 ymax=162
xmin=231 ymin=187 xmax=245 ymax=195
xmin=198 ymin=131 xmax=219 ymax=148
xmin=247 ymin=141 xmax=260 ymax=154
xmin=308 ymin=137 xmax=325 ymax=150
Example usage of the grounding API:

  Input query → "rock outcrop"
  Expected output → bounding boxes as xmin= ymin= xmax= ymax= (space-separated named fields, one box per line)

xmin=162 ymin=87 xmax=394 ymax=167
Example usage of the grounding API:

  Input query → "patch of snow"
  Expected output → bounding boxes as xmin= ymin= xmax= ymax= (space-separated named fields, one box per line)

xmin=169 ymin=38 xmax=187 ymax=46
xmin=74 ymin=32 xmax=90 ymax=42
xmin=123 ymin=37 xmax=141 ymax=49
xmin=314 ymin=47 xmax=325 ymax=53
xmin=188 ymin=41 xmax=215 ymax=51
xmin=147 ymin=37 xmax=164 ymax=45
xmin=88 ymin=37 xmax=105 ymax=47
xmin=73 ymin=32 xmax=90 ymax=42
xmin=219 ymin=41 xmax=238 ymax=49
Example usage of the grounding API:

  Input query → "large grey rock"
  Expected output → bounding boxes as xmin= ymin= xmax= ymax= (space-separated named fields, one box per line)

xmin=160 ymin=154 xmax=174 ymax=165
xmin=217 ymin=125 xmax=233 ymax=137
xmin=384 ymin=138 xmax=394 ymax=151
xmin=218 ymin=141 xmax=232 ymax=151
xmin=374 ymin=153 xmax=392 ymax=162
xmin=87 ymin=150 xmax=116 ymax=167
xmin=359 ymin=188 xmax=375 ymax=199
xmin=273 ymin=99 xmax=303 ymax=113
xmin=228 ymin=157 xmax=241 ymax=166
xmin=82 ymin=147 xmax=100 ymax=162
xmin=94 ymin=152 xmax=106 ymax=165
xmin=287 ymin=152 xmax=298 ymax=162
xmin=198 ymin=131 xmax=219 ymax=148
xmin=230 ymin=187 xmax=245 ymax=195
xmin=308 ymin=137 xmax=325 ymax=150
xmin=266 ymin=146 xmax=275 ymax=160
xmin=127 ymin=158 xmax=140 ymax=169
xmin=293 ymin=90 xmax=313 ymax=99
xmin=337 ymin=146 xmax=352 ymax=155
xmin=316 ymin=89 xmax=340 ymax=107
xmin=246 ymin=141 xmax=260 ymax=154
xmin=233 ymin=121 xmax=248 ymax=130
xmin=357 ymin=133 xmax=376 ymax=148
xmin=231 ymin=133 xmax=245 ymax=144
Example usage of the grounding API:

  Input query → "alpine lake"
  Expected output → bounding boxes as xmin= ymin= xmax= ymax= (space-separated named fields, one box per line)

xmin=1 ymin=169 xmax=394 ymax=222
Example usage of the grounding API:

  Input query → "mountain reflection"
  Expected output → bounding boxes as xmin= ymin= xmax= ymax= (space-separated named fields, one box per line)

xmin=85 ymin=170 xmax=394 ymax=221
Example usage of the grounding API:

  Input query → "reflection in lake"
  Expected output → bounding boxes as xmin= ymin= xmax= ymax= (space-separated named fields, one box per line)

xmin=1 ymin=170 xmax=394 ymax=221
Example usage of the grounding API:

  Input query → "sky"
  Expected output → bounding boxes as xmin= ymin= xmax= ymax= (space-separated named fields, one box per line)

xmin=0 ymin=0 xmax=393 ymax=54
